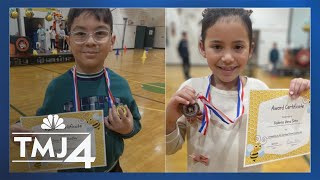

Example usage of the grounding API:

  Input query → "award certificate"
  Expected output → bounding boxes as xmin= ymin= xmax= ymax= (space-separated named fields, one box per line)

xmin=244 ymin=90 xmax=310 ymax=167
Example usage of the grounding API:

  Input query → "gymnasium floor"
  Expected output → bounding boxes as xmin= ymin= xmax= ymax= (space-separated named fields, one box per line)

xmin=9 ymin=49 xmax=165 ymax=172
xmin=165 ymin=65 xmax=310 ymax=172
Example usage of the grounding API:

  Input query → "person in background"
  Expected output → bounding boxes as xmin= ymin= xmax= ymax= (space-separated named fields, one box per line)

xmin=58 ymin=24 xmax=66 ymax=52
xmin=64 ymin=25 xmax=69 ymax=51
xmin=269 ymin=42 xmax=279 ymax=75
xmin=178 ymin=31 xmax=191 ymax=80
xmin=49 ymin=26 xmax=56 ymax=50
xmin=37 ymin=23 xmax=47 ymax=53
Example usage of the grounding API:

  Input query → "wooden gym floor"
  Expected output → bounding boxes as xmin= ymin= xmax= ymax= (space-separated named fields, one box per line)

xmin=9 ymin=49 xmax=165 ymax=172
xmin=165 ymin=65 xmax=310 ymax=172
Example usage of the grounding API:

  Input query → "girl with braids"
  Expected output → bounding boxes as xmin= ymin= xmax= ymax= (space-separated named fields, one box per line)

xmin=166 ymin=8 xmax=310 ymax=172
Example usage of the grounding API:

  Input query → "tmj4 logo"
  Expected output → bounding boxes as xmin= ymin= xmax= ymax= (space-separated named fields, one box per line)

xmin=13 ymin=114 xmax=96 ymax=169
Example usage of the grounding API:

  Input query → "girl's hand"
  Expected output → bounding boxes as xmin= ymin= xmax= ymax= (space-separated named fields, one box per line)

xmin=166 ymin=86 xmax=197 ymax=134
xmin=289 ymin=78 xmax=310 ymax=99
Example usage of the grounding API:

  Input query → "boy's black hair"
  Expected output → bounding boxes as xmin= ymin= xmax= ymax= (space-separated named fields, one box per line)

xmin=200 ymin=8 xmax=253 ymax=45
xmin=67 ymin=8 xmax=113 ymax=34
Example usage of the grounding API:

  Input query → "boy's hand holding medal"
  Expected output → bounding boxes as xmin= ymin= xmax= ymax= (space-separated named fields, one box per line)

xmin=104 ymin=105 xmax=134 ymax=135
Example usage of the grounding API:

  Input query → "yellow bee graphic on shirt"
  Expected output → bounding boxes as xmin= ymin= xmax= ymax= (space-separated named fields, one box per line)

xmin=246 ymin=135 xmax=266 ymax=162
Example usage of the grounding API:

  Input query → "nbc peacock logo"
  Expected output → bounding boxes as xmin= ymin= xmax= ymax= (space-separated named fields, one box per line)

xmin=41 ymin=114 xmax=65 ymax=130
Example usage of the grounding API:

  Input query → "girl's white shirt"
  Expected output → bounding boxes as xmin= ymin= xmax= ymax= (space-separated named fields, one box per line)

xmin=166 ymin=76 xmax=269 ymax=172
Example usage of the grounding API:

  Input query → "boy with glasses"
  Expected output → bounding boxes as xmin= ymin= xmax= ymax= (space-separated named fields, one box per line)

xmin=10 ymin=8 xmax=141 ymax=172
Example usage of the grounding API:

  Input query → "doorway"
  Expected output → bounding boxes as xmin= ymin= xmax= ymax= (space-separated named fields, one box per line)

xmin=24 ymin=17 xmax=45 ymax=49
xmin=134 ymin=26 xmax=156 ymax=49
xmin=144 ymin=27 xmax=155 ymax=48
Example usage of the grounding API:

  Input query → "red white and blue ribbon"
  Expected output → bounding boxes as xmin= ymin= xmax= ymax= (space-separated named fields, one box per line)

xmin=198 ymin=75 xmax=244 ymax=135
xmin=103 ymin=68 xmax=115 ymax=108
xmin=72 ymin=66 xmax=81 ymax=111
xmin=72 ymin=66 xmax=115 ymax=111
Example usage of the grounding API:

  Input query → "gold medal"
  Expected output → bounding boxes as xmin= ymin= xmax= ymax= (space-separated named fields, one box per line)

xmin=117 ymin=104 xmax=127 ymax=117
xmin=182 ymin=103 xmax=200 ymax=118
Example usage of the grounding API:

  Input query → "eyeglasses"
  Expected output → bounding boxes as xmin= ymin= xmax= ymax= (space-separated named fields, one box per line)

xmin=70 ymin=30 xmax=111 ymax=44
